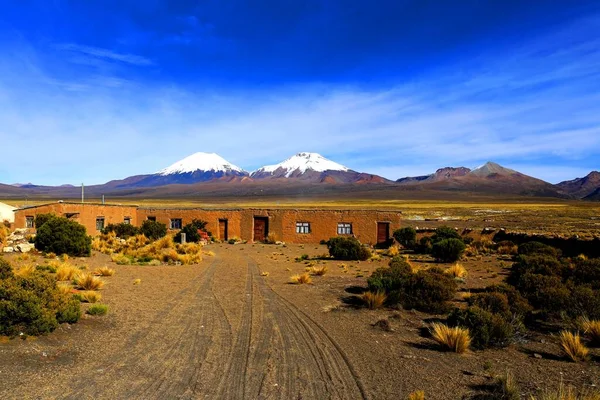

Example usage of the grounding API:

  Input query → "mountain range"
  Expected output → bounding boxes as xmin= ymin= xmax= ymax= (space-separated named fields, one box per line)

xmin=1 ymin=152 xmax=598 ymax=201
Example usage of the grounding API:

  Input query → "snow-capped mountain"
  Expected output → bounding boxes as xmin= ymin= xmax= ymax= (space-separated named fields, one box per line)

xmin=158 ymin=152 xmax=244 ymax=175
xmin=251 ymin=152 xmax=387 ymax=183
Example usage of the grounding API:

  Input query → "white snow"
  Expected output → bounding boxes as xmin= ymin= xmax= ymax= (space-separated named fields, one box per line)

xmin=157 ymin=152 xmax=244 ymax=175
xmin=252 ymin=152 xmax=349 ymax=177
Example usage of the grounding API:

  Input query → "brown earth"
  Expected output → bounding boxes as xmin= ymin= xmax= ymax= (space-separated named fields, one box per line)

xmin=1 ymin=245 xmax=599 ymax=400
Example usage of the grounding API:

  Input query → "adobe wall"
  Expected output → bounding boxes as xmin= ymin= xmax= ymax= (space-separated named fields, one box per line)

xmin=13 ymin=203 xmax=138 ymax=235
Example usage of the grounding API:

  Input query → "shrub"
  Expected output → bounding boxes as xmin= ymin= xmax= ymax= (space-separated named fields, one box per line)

xmin=468 ymin=292 xmax=511 ymax=316
xmin=559 ymin=331 xmax=588 ymax=362
xmin=73 ymin=273 xmax=104 ymax=291
xmin=518 ymin=241 xmax=560 ymax=258
xmin=485 ymin=284 xmax=533 ymax=317
xmin=362 ymin=291 xmax=386 ymax=309
xmin=445 ymin=263 xmax=467 ymax=279
xmin=402 ymin=268 xmax=457 ymax=313
xmin=430 ymin=322 xmax=470 ymax=353
xmin=508 ymin=254 xmax=566 ymax=286
xmin=569 ymin=285 xmax=600 ymax=320
xmin=34 ymin=216 xmax=92 ymax=257
xmin=87 ymin=304 xmax=109 ymax=316
xmin=310 ymin=265 xmax=327 ymax=276
xmin=581 ymin=318 xmax=600 ymax=346
xmin=393 ymin=227 xmax=416 ymax=248
xmin=327 ymin=237 xmax=371 ymax=261
xmin=447 ymin=306 xmax=514 ymax=349
xmin=571 ymin=259 xmax=600 ymax=289
xmin=0 ymin=264 xmax=80 ymax=336
xmin=497 ymin=240 xmax=518 ymax=256
xmin=415 ymin=236 xmax=433 ymax=254
xmin=290 ymin=273 xmax=312 ymax=284
xmin=140 ymin=220 xmax=167 ymax=241
xmin=431 ymin=239 xmax=465 ymax=262
xmin=296 ymin=254 xmax=309 ymax=262
xmin=432 ymin=226 xmax=461 ymax=243
xmin=102 ymin=223 xmax=140 ymax=239
xmin=515 ymin=273 xmax=570 ymax=314
xmin=174 ymin=219 xmax=208 ymax=243
xmin=367 ymin=256 xmax=413 ymax=294
xmin=34 ymin=213 xmax=55 ymax=229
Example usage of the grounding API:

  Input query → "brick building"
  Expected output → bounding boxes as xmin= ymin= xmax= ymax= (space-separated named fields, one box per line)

xmin=13 ymin=202 xmax=402 ymax=245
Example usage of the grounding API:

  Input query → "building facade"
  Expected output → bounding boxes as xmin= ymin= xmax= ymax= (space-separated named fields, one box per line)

xmin=13 ymin=202 xmax=402 ymax=245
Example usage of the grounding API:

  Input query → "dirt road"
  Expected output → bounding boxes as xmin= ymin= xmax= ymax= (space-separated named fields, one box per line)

xmin=2 ymin=250 xmax=367 ymax=400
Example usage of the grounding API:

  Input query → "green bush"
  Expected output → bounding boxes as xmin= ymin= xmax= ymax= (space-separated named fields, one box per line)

xmin=87 ymin=303 xmax=109 ymax=316
xmin=0 ymin=261 xmax=81 ymax=337
xmin=431 ymin=238 xmax=466 ymax=262
xmin=568 ymin=284 xmax=600 ymax=320
xmin=367 ymin=259 xmax=457 ymax=313
xmin=516 ymin=273 xmax=570 ymax=313
xmin=484 ymin=284 xmax=532 ymax=317
xmin=571 ymin=259 xmax=600 ymax=289
xmin=327 ymin=237 xmax=371 ymax=261
xmin=175 ymin=219 xmax=208 ymax=243
xmin=140 ymin=220 xmax=167 ymax=241
xmin=34 ymin=213 xmax=55 ymax=229
xmin=468 ymin=292 xmax=511 ymax=316
xmin=103 ymin=223 xmax=140 ymax=239
xmin=393 ymin=227 xmax=416 ymax=249
xmin=517 ymin=241 xmax=560 ymax=258
xmin=432 ymin=226 xmax=461 ymax=243
xmin=448 ymin=306 xmax=514 ymax=349
xmin=415 ymin=236 xmax=433 ymax=254
xmin=507 ymin=254 xmax=566 ymax=286
xmin=34 ymin=216 xmax=91 ymax=257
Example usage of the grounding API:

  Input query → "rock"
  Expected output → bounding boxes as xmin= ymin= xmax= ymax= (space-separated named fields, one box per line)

xmin=8 ymin=234 xmax=25 ymax=241
xmin=2 ymin=247 xmax=14 ymax=253
xmin=17 ymin=243 xmax=35 ymax=253
xmin=533 ymin=353 xmax=543 ymax=359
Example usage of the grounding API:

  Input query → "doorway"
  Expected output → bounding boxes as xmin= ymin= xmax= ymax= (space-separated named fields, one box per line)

xmin=253 ymin=217 xmax=269 ymax=242
xmin=219 ymin=219 xmax=228 ymax=241
xmin=377 ymin=222 xmax=390 ymax=244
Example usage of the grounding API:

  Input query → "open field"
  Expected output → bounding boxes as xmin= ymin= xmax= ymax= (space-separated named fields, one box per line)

xmin=1 ymin=244 xmax=599 ymax=399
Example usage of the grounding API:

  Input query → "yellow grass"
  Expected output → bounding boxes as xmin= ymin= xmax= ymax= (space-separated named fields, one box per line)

xmin=73 ymin=273 xmax=105 ymax=291
xmin=60 ymin=254 xmax=69 ymax=262
xmin=362 ymin=291 xmax=386 ymax=309
xmin=0 ymin=223 xmax=8 ymax=246
xmin=408 ymin=391 xmax=425 ymax=400
xmin=56 ymin=283 xmax=74 ymax=296
xmin=445 ymin=263 xmax=468 ymax=278
xmin=14 ymin=264 xmax=36 ymax=277
xmin=44 ymin=252 xmax=57 ymax=259
xmin=532 ymin=379 xmax=600 ymax=400
xmin=581 ymin=319 xmax=600 ymax=346
xmin=310 ymin=265 xmax=328 ymax=276
xmin=290 ymin=273 xmax=312 ymax=284
xmin=387 ymin=245 xmax=400 ymax=257
xmin=111 ymin=253 xmax=133 ymax=265
xmin=370 ymin=253 xmax=382 ymax=261
xmin=260 ymin=271 xmax=270 ymax=276
xmin=55 ymin=264 xmax=80 ymax=281
xmin=203 ymin=250 xmax=215 ymax=257
xmin=430 ymin=323 xmax=470 ymax=353
xmin=94 ymin=266 xmax=115 ymax=276
xmin=133 ymin=278 xmax=141 ymax=285
xmin=559 ymin=331 xmax=589 ymax=362
xmin=79 ymin=291 xmax=102 ymax=303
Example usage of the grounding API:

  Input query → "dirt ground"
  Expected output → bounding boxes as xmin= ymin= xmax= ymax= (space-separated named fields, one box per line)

xmin=1 ymin=244 xmax=599 ymax=400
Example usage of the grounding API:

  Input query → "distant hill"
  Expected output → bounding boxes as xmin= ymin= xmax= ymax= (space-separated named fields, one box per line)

xmin=556 ymin=171 xmax=600 ymax=198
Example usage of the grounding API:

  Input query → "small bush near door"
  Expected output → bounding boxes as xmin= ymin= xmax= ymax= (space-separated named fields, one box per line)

xmin=326 ymin=237 xmax=371 ymax=261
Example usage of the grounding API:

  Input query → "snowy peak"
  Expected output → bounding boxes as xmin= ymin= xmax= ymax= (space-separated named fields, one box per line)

xmin=252 ymin=152 xmax=349 ymax=178
xmin=158 ymin=152 xmax=244 ymax=175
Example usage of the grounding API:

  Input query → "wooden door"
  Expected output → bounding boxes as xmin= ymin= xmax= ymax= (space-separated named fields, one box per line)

xmin=377 ymin=222 xmax=389 ymax=244
xmin=253 ymin=218 xmax=267 ymax=242
xmin=219 ymin=219 xmax=228 ymax=241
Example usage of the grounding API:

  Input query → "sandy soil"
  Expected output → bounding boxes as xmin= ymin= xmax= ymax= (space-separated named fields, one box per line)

xmin=1 ymin=244 xmax=598 ymax=400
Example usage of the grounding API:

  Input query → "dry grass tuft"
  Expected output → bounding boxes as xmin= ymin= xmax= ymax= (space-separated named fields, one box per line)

xmin=56 ymin=283 xmax=74 ymax=296
xmin=55 ymin=264 xmax=80 ymax=281
xmin=79 ymin=291 xmax=102 ymax=303
xmin=260 ymin=271 xmax=270 ymax=277
xmin=0 ymin=223 xmax=8 ymax=246
xmin=559 ymin=331 xmax=589 ymax=362
xmin=310 ymin=265 xmax=328 ymax=276
xmin=14 ymin=264 xmax=36 ymax=277
xmin=387 ymin=245 xmax=400 ymax=257
xmin=532 ymin=379 xmax=600 ymax=400
xmin=111 ymin=253 xmax=133 ymax=265
xmin=94 ymin=266 xmax=115 ymax=276
xmin=445 ymin=262 xmax=468 ymax=278
xmin=290 ymin=273 xmax=312 ymax=284
xmin=133 ymin=278 xmax=141 ymax=285
xmin=581 ymin=318 xmax=600 ymax=346
xmin=430 ymin=323 xmax=470 ymax=353
xmin=73 ymin=273 xmax=105 ymax=291
xmin=203 ymin=250 xmax=215 ymax=257
xmin=494 ymin=372 xmax=519 ymax=400
xmin=408 ymin=390 xmax=425 ymax=400
xmin=362 ymin=291 xmax=386 ymax=309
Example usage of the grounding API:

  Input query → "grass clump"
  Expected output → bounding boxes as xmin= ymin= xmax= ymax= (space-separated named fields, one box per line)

xmin=407 ymin=390 xmax=425 ymax=400
xmin=386 ymin=245 xmax=400 ymax=257
xmin=133 ymin=278 xmax=141 ymax=285
xmin=430 ymin=322 xmax=470 ymax=353
xmin=86 ymin=304 xmax=109 ymax=316
xmin=362 ymin=291 xmax=386 ymax=309
xmin=79 ymin=291 xmax=102 ymax=303
xmin=531 ymin=380 xmax=600 ymax=400
xmin=310 ymin=265 xmax=327 ymax=276
xmin=581 ymin=318 xmax=600 ymax=346
xmin=94 ymin=266 xmax=115 ymax=276
xmin=445 ymin=262 xmax=467 ymax=279
xmin=55 ymin=264 xmax=81 ymax=281
xmin=290 ymin=273 xmax=312 ymax=285
xmin=73 ymin=273 xmax=104 ymax=291
xmin=559 ymin=331 xmax=589 ymax=362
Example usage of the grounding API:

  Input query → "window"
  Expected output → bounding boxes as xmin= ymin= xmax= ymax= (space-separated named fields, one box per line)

xmin=123 ymin=217 xmax=131 ymax=225
xmin=337 ymin=223 xmax=352 ymax=235
xmin=296 ymin=222 xmax=310 ymax=234
xmin=96 ymin=217 xmax=105 ymax=231
xmin=26 ymin=216 xmax=34 ymax=228
xmin=147 ymin=216 xmax=156 ymax=222
xmin=170 ymin=218 xmax=182 ymax=229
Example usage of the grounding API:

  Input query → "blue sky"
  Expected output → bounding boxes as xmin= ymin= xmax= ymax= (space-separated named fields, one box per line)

xmin=0 ymin=0 xmax=599 ymax=185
